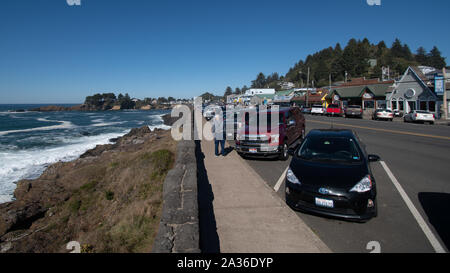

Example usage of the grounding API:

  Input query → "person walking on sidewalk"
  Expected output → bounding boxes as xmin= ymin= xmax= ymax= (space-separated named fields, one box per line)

xmin=212 ymin=112 xmax=226 ymax=157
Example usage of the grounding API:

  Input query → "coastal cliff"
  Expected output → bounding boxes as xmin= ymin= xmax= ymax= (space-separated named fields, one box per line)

xmin=0 ymin=117 xmax=177 ymax=253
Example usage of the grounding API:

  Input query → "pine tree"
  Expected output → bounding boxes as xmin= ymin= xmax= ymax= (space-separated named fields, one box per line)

xmin=427 ymin=46 xmax=446 ymax=68
xmin=415 ymin=47 xmax=428 ymax=65
xmin=224 ymin=86 xmax=233 ymax=97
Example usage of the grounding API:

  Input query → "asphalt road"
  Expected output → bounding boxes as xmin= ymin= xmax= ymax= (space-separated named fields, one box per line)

xmin=238 ymin=115 xmax=450 ymax=253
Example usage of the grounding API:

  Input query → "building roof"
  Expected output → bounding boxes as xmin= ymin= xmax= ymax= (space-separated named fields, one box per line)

xmin=275 ymin=90 xmax=294 ymax=96
xmin=328 ymin=83 xmax=392 ymax=99
xmin=409 ymin=66 xmax=431 ymax=84
xmin=292 ymin=93 xmax=323 ymax=103
xmin=254 ymin=94 xmax=275 ymax=100
xmin=337 ymin=77 xmax=394 ymax=87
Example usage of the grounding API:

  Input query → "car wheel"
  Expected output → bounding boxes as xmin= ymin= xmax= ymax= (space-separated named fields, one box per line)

xmin=279 ymin=143 xmax=289 ymax=161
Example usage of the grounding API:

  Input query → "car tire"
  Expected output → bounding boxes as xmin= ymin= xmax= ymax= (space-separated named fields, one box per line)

xmin=279 ymin=142 xmax=289 ymax=161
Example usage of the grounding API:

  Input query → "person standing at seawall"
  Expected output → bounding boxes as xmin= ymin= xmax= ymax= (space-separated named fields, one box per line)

xmin=212 ymin=113 xmax=226 ymax=157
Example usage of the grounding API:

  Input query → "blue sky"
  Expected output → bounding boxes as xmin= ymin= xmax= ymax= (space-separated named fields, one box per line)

xmin=1 ymin=0 xmax=449 ymax=103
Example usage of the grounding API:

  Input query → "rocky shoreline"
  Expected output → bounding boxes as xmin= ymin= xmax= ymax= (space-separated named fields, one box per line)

xmin=0 ymin=115 xmax=176 ymax=253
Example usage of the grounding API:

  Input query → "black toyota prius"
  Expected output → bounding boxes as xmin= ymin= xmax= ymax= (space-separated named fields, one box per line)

xmin=285 ymin=129 xmax=380 ymax=222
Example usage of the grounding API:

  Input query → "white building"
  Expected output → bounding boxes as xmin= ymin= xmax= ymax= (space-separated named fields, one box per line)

xmin=386 ymin=66 xmax=440 ymax=116
xmin=245 ymin=89 xmax=276 ymax=96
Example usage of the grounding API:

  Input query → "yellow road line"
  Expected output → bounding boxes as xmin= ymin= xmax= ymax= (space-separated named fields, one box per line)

xmin=308 ymin=120 xmax=450 ymax=141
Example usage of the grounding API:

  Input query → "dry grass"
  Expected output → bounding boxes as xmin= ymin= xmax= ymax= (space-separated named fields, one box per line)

xmin=16 ymin=130 xmax=177 ymax=253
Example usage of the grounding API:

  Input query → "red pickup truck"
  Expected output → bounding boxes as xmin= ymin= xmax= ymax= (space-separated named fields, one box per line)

xmin=235 ymin=107 xmax=305 ymax=161
xmin=326 ymin=104 xmax=344 ymax=117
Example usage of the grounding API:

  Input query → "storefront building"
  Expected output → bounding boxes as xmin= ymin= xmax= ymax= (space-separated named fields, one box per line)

xmin=386 ymin=66 xmax=439 ymax=116
xmin=327 ymin=83 xmax=392 ymax=110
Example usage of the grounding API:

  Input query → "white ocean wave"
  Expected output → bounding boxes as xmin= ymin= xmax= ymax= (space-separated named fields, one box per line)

xmin=0 ymin=118 xmax=74 ymax=136
xmin=0 ymin=130 xmax=129 ymax=203
xmin=91 ymin=121 xmax=127 ymax=127
xmin=148 ymin=113 xmax=171 ymax=130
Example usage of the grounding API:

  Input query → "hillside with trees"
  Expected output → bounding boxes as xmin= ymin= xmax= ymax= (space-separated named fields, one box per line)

xmin=223 ymin=38 xmax=447 ymax=96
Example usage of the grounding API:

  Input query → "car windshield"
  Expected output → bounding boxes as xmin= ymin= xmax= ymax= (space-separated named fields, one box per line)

xmin=245 ymin=111 xmax=284 ymax=130
xmin=328 ymin=104 xmax=339 ymax=108
xmin=416 ymin=111 xmax=430 ymax=114
xmin=298 ymin=136 xmax=362 ymax=163
xmin=348 ymin=106 xmax=361 ymax=109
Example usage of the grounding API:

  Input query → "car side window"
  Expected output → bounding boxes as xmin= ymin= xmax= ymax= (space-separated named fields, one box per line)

xmin=288 ymin=110 xmax=296 ymax=126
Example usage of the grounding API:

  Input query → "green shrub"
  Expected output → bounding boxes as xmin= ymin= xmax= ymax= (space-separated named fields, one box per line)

xmin=80 ymin=180 xmax=98 ymax=192
xmin=149 ymin=150 xmax=174 ymax=180
xmin=69 ymin=199 xmax=81 ymax=213
xmin=105 ymin=191 xmax=114 ymax=201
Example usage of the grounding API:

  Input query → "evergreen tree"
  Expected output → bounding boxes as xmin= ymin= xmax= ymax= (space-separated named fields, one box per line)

xmin=251 ymin=73 xmax=267 ymax=88
xmin=224 ymin=86 xmax=233 ymax=97
xmin=427 ymin=46 xmax=446 ymax=68
xmin=391 ymin=38 xmax=404 ymax=59
xmin=415 ymin=47 xmax=428 ymax=64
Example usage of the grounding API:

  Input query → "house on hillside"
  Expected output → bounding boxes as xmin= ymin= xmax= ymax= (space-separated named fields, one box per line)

xmin=386 ymin=66 xmax=440 ymax=117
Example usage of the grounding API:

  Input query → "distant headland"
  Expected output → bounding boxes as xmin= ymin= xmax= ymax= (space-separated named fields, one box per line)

xmin=28 ymin=93 xmax=192 ymax=112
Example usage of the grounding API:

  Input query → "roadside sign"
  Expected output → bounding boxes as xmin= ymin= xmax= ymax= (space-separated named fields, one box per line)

xmin=435 ymin=76 xmax=444 ymax=95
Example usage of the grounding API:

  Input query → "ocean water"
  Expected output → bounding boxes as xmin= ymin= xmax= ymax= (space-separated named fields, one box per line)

xmin=0 ymin=104 xmax=171 ymax=203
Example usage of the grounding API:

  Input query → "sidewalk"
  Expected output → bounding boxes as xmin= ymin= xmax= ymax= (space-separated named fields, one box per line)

xmin=200 ymin=139 xmax=331 ymax=253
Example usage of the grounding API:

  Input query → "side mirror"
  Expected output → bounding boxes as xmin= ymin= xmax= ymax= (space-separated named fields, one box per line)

xmin=368 ymin=154 xmax=380 ymax=162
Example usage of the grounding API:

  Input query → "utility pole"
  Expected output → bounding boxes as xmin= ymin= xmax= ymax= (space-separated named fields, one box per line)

xmin=306 ymin=67 xmax=310 ymax=107
xmin=444 ymin=67 xmax=448 ymax=120
xmin=329 ymin=73 xmax=332 ymax=90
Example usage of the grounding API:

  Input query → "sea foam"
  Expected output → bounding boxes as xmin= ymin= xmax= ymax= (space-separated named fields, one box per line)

xmin=0 ymin=131 xmax=128 ymax=203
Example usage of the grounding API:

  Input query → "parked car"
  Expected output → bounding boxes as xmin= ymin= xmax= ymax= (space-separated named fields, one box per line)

xmin=393 ymin=109 xmax=403 ymax=118
xmin=311 ymin=105 xmax=325 ymax=116
xmin=224 ymin=108 xmax=241 ymax=140
xmin=404 ymin=110 xmax=435 ymax=125
xmin=285 ymin=129 xmax=379 ymax=222
xmin=236 ymin=107 xmax=305 ymax=161
xmin=203 ymin=105 xmax=221 ymax=121
xmin=373 ymin=109 xmax=394 ymax=121
xmin=301 ymin=107 xmax=311 ymax=114
xmin=344 ymin=105 xmax=363 ymax=119
xmin=326 ymin=104 xmax=343 ymax=117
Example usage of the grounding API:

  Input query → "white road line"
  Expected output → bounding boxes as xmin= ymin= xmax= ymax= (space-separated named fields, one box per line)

xmin=380 ymin=161 xmax=446 ymax=253
xmin=274 ymin=166 xmax=289 ymax=192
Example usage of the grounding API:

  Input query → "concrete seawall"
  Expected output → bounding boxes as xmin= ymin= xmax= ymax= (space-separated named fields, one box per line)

xmin=152 ymin=139 xmax=200 ymax=253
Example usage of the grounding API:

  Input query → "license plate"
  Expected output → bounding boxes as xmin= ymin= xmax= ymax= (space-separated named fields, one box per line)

xmin=315 ymin=198 xmax=334 ymax=208
xmin=249 ymin=148 xmax=257 ymax=153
